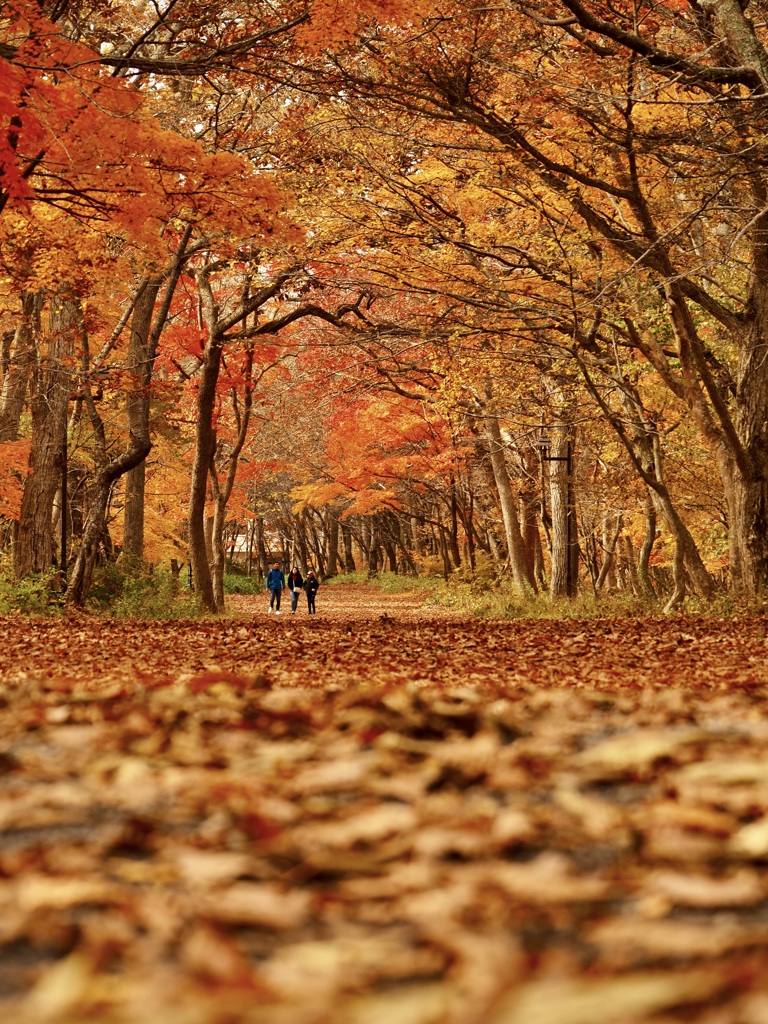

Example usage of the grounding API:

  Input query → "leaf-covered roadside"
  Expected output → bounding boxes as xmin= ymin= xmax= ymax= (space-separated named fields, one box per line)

xmin=1 ymin=611 xmax=768 ymax=1023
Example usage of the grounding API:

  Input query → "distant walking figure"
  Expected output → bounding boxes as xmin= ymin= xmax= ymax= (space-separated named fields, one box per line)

xmin=304 ymin=570 xmax=319 ymax=614
xmin=287 ymin=566 xmax=304 ymax=614
xmin=266 ymin=562 xmax=285 ymax=614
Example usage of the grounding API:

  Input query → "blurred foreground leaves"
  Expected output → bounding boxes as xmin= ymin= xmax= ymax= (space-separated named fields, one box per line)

xmin=1 ymin=609 xmax=768 ymax=1022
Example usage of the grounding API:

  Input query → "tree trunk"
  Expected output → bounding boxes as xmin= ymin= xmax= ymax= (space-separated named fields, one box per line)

xmin=256 ymin=517 xmax=268 ymax=578
xmin=296 ymin=514 xmax=309 ymax=569
xmin=663 ymin=537 xmax=687 ymax=613
xmin=548 ymin=430 xmax=577 ymax=599
xmin=188 ymin=335 xmax=222 ymax=613
xmin=210 ymin=475 xmax=227 ymax=612
xmin=580 ymin=359 xmax=714 ymax=601
xmin=483 ymin=408 xmax=535 ymax=594
xmin=123 ymin=228 xmax=192 ymax=559
xmin=728 ymin=273 xmax=768 ymax=595
xmin=123 ymin=278 xmax=161 ymax=559
xmin=15 ymin=295 xmax=76 ymax=577
xmin=595 ymin=512 xmax=623 ymax=592
xmin=448 ymin=474 xmax=462 ymax=569
xmin=341 ymin=520 xmax=356 ymax=572
xmin=326 ymin=510 xmax=339 ymax=576
xmin=65 ymin=353 xmax=152 ymax=608
xmin=0 ymin=291 xmax=38 ymax=442
xmin=622 ymin=533 xmax=641 ymax=598
xmin=637 ymin=497 xmax=658 ymax=600
xmin=207 ymin=347 xmax=256 ymax=611
xmin=521 ymin=490 xmax=541 ymax=592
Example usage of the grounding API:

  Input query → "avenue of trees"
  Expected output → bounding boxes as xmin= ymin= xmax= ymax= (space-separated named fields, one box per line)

xmin=2 ymin=0 xmax=768 ymax=612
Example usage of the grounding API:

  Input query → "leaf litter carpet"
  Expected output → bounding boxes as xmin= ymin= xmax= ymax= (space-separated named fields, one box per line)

xmin=2 ymin=586 xmax=768 ymax=1022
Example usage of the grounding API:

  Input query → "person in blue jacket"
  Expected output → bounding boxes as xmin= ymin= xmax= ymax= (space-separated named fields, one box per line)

xmin=266 ymin=562 xmax=285 ymax=614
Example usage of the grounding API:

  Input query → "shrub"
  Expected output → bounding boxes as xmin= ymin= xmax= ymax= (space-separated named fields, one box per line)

xmin=412 ymin=554 xmax=446 ymax=578
xmin=326 ymin=571 xmax=372 ymax=586
xmin=223 ymin=573 xmax=260 ymax=595
xmin=88 ymin=560 xmax=197 ymax=618
xmin=0 ymin=567 xmax=63 ymax=615
xmin=447 ymin=552 xmax=503 ymax=591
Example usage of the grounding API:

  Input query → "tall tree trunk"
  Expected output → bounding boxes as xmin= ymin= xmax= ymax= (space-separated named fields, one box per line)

xmin=65 ymin=332 xmax=152 ymax=607
xmin=622 ymin=533 xmax=641 ymax=598
xmin=595 ymin=512 xmax=623 ymax=592
xmin=208 ymin=348 xmax=255 ymax=610
xmin=210 ymin=474 xmax=227 ymax=612
xmin=341 ymin=519 xmax=356 ymax=572
xmin=483 ymin=407 xmax=535 ymax=594
xmin=296 ymin=514 xmax=309 ymax=569
xmin=548 ymin=429 xmax=577 ymax=599
xmin=188 ymin=334 xmax=222 ymax=613
xmin=580 ymin=357 xmax=714 ymax=601
xmin=664 ymin=537 xmax=687 ymax=613
xmin=448 ymin=474 xmax=462 ymax=569
xmin=326 ymin=510 xmax=339 ymax=576
xmin=637 ymin=497 xmax=658 ymax=600
xmin=122 ymin=279 xmax=161 ymax=559
xmin=15 ymin=294 xmax=76 ymax=577
xmin=123 ymin=226 xmax=192 ymax=559
xmin=0 ymin=291 xmax=38 ymax=442
xmin=521 ymin=490 xmax=541 ymax=591
xmin=256 ymin=517 xmax=268 ymax=578
xmin=728 ymin=272 xmax=768 ymax=595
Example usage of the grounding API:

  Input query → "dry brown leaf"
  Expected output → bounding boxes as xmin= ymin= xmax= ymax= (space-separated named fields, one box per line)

xmin=489 ymin=852 xmax=612 ymax=903
xmin=180 ymin=922 xmax=254 ymax=984
xmin=553 ymin=786 xmax=628 ymax=842
xmin=12 ymin=874 xmax=122 ymax=911
xmin=589 ymin=915 xmax=766 ymax=961
xmin=641 ymin=867 xmax=765 ymax=908
xmin=171 ymin=849 xmax=253 ymax=888
xmin=729 ymin=816 xmax=768 ymax=857
xmin=289 ymin=801 xmax=418 ymax=849
xmin=338 ymin=982 xmax=455 ymax=1024
xmin=198 ymin=882 xmax=311 ymax=929
xmin=489 ymin=970 xmax=725 ymax=1024
xmin=577 ymin=727 xmax=706 ymax=773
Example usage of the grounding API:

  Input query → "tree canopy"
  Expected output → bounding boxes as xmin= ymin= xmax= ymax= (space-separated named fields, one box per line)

xmin=3 ymin=0 xmax=768 ymax=609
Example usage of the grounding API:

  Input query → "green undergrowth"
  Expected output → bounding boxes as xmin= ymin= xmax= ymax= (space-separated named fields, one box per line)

xmin=86 ymin=562 xmax=197 ymax=618
xmin=0 ymin=560 xmax=762 ymax=620
xmin=0 ymin=562 xmax=254 ymax=618
xmin=88 ymin=561 xmax=260 ymax=617
xmin=0 ymin=567 xmax=62 ymax=615
xmin=327 ymin=570 xmax=445 ymax=596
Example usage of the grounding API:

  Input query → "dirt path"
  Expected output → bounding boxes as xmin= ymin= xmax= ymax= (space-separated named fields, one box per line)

xmin=229 ymin=581 xmax=463 ymax=622
xmin=2 ymin=598 xmax=768 ymax=1022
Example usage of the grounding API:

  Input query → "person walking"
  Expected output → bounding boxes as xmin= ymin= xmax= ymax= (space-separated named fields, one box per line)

xmin=287 ymin=566 xmax=304 ymax=614
xmin=304 ymin=569 xmax=319 ymax=614
xmin=265 ymin=562 xmax=285 ymax=614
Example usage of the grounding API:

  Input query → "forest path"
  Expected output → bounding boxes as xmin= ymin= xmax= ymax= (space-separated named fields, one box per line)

xmin=228 ymin=580 xmax=464 ymax=622
xmin=2 ymin=604 xmax=768 ymax=1022
xmin=1 ymin=586 xmax=765 ymax=691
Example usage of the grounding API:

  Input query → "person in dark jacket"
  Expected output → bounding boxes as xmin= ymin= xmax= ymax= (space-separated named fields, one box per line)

xmin=266 ymin=562 xmax=285 ymax=614
xmin=287 ymin=566 xmax=304 ymax=614
xmin=304 ymin=569 xmax=319 ymax=614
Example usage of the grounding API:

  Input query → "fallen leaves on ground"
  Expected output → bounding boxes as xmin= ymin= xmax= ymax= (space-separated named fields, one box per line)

xmin=1 ymin=587 xmax=768 ymax=1022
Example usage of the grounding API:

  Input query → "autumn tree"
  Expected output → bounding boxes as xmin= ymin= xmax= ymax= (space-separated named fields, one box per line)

xmin=301 ymin=0 xmax=768 ymax=596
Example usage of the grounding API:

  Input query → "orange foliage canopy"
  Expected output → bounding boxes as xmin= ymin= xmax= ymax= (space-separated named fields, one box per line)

xmin=0 ymin=1 xmax=286 ymax=241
